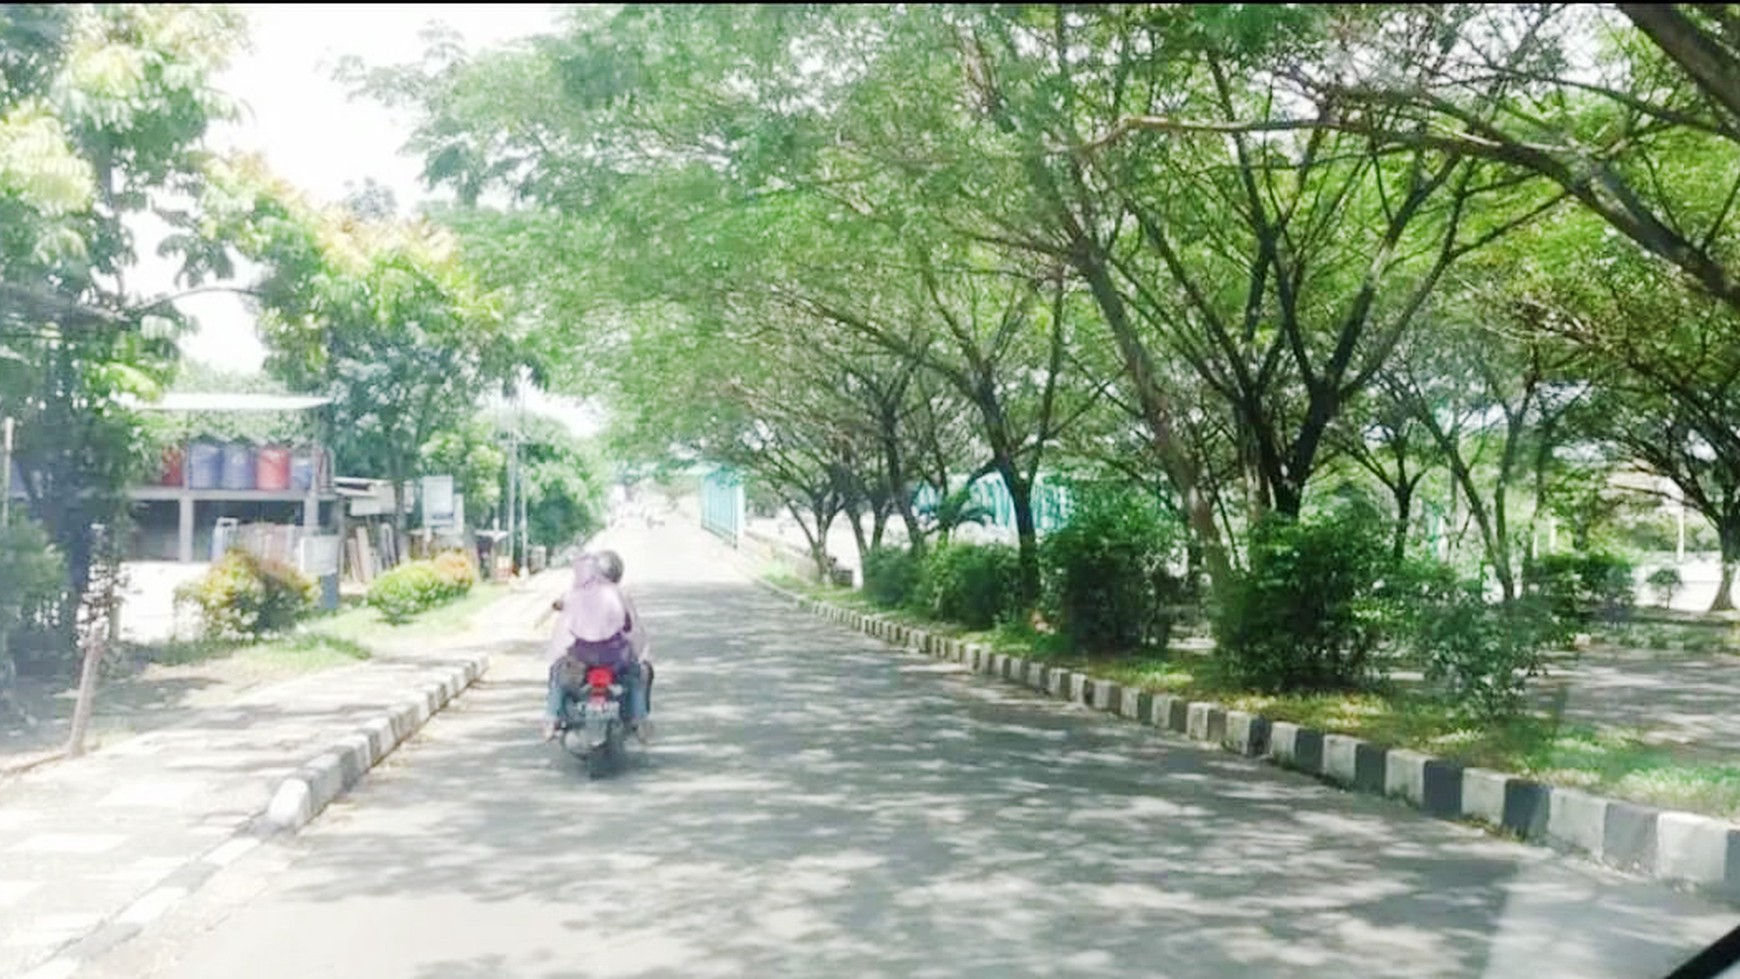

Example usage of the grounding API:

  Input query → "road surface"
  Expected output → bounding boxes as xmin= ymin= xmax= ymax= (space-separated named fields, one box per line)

xmin=79 ymin=525 xmax=1736 ymax=979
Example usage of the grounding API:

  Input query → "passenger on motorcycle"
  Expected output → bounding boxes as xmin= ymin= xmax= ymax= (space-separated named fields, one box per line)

xmin=542 ymin=551 xmax=649 ymax=742
xmin=590 ymin=548 xmax=653 ymax=724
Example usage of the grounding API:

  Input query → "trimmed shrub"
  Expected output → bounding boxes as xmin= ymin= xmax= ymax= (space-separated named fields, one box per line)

xmin=366 ymin=561 xmax=449 ymax=623
xmin=1039 ymin=483 xmax=1182 ymax=654
xmin=1646 ymin=566 xmax=1683 ymax=607
xmin=914 ymin=543 xmax=1023 ymax=630
xmin=176 ymin=549 xmax=317 ymax=640
xmin=862 ymin=546 xmax=922 ymax=608
xmin=432 ymin=550 xmax=480 ymax=596
xmin=1213 ymin=503 xmax=1392 ymax=693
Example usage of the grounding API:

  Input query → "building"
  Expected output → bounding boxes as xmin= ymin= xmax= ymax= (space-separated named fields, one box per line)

xmin=127 ymin=392 xmax=340 ymax=566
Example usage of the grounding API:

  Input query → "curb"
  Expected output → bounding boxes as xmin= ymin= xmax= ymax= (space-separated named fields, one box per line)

xmin=20 ymin=652 xmax=490 ymax=979
xmin=760 ymin=578 xmax=1740 ymax=907
xmin=0 ymin=748 xmax=65 ymax=779
xmin=263 ymin=654 xmax=489 ymax=832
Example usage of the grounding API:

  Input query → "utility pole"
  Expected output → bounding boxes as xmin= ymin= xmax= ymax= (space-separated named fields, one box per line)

xmin=505 ymin=429 xmax=519 ymax=576
xmin=1 ymin=417 xmax=14 ymax=695
xmin=2 ymin=416 xmax=13 ymax=527
xmin=513 ymin=382 xmax=530 ymax=574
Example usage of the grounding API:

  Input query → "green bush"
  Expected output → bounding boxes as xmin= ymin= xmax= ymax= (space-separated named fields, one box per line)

xmin=176 ymin=550 xmax=317 ymax=641
xmin=432 ymin=550 xmax=480 ymax=595
xmin=1039 ymin=483 xmax=1181 ymax=654
xmin=1213 ymin=504 xmax=1392 ymax=693
xmin=914 ymin=543 xmax=1023 ymax=630
xmin=862 ymin=546 xmax=922 ymax=608
xmin=1525 ymin=551 xmax=1636 ymax=624
xmin=1383 ymin=558 xmax=1562 ymax=721
xmin=1645 ymin=566 xmax=1684 ymax=607
xmin=0 ymin=519 xmax=68 ymax=674
xmin=366 ymin=560 xmax=453 ymax=623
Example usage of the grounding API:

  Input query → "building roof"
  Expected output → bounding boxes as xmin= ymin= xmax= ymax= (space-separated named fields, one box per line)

xmin=134 ymin=392 xmax=333 ymax=414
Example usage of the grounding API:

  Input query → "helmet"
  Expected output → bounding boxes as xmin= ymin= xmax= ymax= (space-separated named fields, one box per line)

xmin=594 ymin=549 xmax=625 ymax=583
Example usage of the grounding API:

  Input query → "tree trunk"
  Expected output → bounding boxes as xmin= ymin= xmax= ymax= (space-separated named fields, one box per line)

xmin=1712 ymin=525 xmax=1738 ymax=612
xmin=387 ymin=452 xmax=410 ymax=564
xmin=812 ymin=502 xmax=837 ymax=581
xmin=1001 ymin=461 xmax=1041 ymax=607
xmin=845 ymin=502 xmax=870 ymax=570
xmin=1073 ymin=252 xmax=1232 ymax=593
xmin=1392 ymin=481 xmax=1413 ymax=563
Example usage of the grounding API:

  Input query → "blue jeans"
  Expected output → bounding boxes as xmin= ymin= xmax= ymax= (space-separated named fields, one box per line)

xmin=547 ymin=659 xmax=647 ymax=725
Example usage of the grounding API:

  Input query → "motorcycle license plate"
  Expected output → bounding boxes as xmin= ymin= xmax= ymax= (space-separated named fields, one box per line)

xmin=586 ymin=698 xmax=618 ymax=719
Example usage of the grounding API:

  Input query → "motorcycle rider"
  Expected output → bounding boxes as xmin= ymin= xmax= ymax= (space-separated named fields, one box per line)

xmin=591 ymin=548 xmax=652 ymax=733
xmin=542 ymin=551 xmax=648 ymax=742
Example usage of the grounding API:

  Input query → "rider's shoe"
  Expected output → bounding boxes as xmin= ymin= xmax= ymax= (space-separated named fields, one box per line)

xmin=541 ymin=720 xmax=558 ymax=742
xmin=634 ymin=719 xmax=655 ymax=743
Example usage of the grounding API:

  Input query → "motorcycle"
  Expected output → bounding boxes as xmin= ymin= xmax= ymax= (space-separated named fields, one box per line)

xmin=557 ymin=664 xmax=630 ymax=778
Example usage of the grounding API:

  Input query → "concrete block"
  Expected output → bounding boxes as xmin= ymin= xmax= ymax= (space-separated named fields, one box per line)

xmin=1004 ymin=656 xmax=1024 ymax=681
xmin=1419 ymin=758 xmax=1464 ymax=817
xmin=1068 ymin=672 xmax=1090 ymax=704
xmin=1118 ymin=687 xmax=1145 ymax=720
xmin=1657 ymin=812 xmax=1738 ymax=895
xmin=1384 ymin=749 xmax=1429 ymax=805
xmin=1502 ymin=778 xmax=1552 ymax=840
xmin=1186 ymin=703 xmax=1226 ymax=743
xmin=1462 ymin=768 xmax=1509 ymax=826
xmin=1347 ymin=742 xmax=1387 ymax=793
xmin=265 ymin=778 xmax=312 ymax=830
xmin=1548 ymin=787 xmax=1609 ymax=856
xmin=1323 ymin=735 xmax=1361 ymax=786
xmin=1602 ymin=801 xmax=1660 ymax=873
xmin=1094 ymin=681 xmax=1123 ymax=713
xmin=364 ymin=716 xmax=395 ymax=760
xmin=1150 ymin=695 xmax=1188 ymax=732
xmin=1268 ymin=723 xmax=1325 ymax=774
xmin=339 ymin=733 xmax=373 ymax=781
xmin=1223 ymin=711 xmax=1269 ymax=756
xmin=1045 ymin=668 xmax=1067 ymax=698
xmin=308 ymin=753 xmax=345 ymax=806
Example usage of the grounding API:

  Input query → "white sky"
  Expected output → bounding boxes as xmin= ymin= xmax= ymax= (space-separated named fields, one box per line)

xmin=130 ymin=2 xmax=600 ymax=433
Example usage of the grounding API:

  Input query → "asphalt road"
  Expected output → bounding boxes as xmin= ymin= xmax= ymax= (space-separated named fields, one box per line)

xmin=78 ymin=525 xmax=1737 ymax=979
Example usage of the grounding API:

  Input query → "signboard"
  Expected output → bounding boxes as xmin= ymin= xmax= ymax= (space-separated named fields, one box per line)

xmin=348 ymin=482 xmax=397 ymax=517
xmin=421 ymin=474 xmax=455 ymax=528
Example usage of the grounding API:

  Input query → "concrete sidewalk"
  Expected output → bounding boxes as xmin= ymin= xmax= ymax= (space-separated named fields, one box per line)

xmin=0 ymin=571 xmax=566 ymax=979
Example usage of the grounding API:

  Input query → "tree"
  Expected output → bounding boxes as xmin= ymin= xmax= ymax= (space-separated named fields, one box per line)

xmin=1185 ymin=5 xmax=1740 ymax=317
xmin=194 ymin=157 xmax=523 ymax=536
xmin=1526 ymin=236 xmax=1740 ymax=611
xmin=1 ymin=4 xmax=241 ymax=660
xmin=512 ymin=413 xmax=604 ymax=550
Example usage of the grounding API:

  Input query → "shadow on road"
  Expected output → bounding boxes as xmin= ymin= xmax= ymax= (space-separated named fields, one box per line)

xmin=215 ymin=577 xmax=1731 ymax=979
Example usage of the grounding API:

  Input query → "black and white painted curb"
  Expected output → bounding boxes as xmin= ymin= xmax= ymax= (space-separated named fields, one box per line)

xmin=760 ymin=579 xmax=1740 ymax=907
xmin=263 ymin=655 xmax=489 ymax=831
xmin=20 ymin=654 xmax=489 ymax=979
